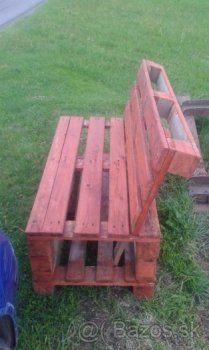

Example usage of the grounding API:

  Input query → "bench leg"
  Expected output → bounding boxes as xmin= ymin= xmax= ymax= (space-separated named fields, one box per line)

xmin=33 ymin=281 xmax=55 ymax=295
xmin=132 ymin=285 xmax=155 ymax=299
xmin=27 ymin=239 xmax=61 ymax=294
xmin=135 ymin=242 xmax=159 ymax=282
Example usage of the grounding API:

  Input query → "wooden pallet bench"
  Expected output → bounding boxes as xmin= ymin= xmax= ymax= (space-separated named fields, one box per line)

xmin=25 ymin=60 xmax=200 ymax=298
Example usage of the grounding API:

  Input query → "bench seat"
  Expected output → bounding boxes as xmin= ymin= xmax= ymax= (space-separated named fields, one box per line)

xmin=26 ymin=116 xmax=160 ymax=242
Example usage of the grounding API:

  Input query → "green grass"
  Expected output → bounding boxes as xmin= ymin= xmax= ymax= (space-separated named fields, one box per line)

xmin=1 ymin=0 xmax=209 ymax=348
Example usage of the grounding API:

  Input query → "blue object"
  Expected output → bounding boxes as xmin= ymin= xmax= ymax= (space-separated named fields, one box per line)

xmin=0 ymin=231 xmax=18 ymax=349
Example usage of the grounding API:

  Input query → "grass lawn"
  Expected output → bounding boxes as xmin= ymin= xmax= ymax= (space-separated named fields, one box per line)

xmin=1 ymin=0 xmax=209 ymax=348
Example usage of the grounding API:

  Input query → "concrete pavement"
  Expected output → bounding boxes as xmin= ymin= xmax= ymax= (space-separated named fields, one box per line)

xmin=0 ymin=0 xmax=45 ymax=27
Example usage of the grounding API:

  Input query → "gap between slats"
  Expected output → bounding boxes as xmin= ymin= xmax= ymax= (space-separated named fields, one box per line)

xmin=66 ymin=241 xmax=86 ymax=281
xmin=96 ymin=242 xmax=114 ymax=281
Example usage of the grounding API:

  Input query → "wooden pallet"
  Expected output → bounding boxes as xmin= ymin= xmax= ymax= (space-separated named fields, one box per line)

xmin=25 ymin=60 xmax=200 ymax=298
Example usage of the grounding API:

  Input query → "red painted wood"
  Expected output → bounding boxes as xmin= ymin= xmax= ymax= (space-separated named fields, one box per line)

xmin=125 ymin=69 xmax=175 ymax=234
xmin=139 ymin=200 xmax=160 ymax=238
xmin=154 ymin=90 xmax=173 ymax=101
xmin=135 ymin=241 xmax=160 ymax=261
xmin=75 ymin=117 xmax=105 ymax=235
xmin=96 ymin=242 xmax=114 ymax=281
xmin=108 ymin=118 xmax=129 ymax=236
xmin=139 ymin=60 xmax=200 ymax=175
xmin=26 ymin=117 xmax=70 ymax=233
xmin=124 ymin=102 xmax=141 ymax=226
xmin=132 ymin=149 xmax=174 ymax=235
xmin=129 ymin=84 xmax=153 ymax=203
xmin=147 ymin=60 xmax=200 ymax=154
xmin=167 ymin=139 xmax=200 ymax=177
xmin=52 ymin=265 xmax=156 ymax=287
xmin=42 ymin=117 xmax=83 ymax=234
xmin=76 ymin=153 xmax=110 ymax=171
xmin=30 ymin=256 xmax=54 ymax=272
xmin=27 ymin=240 xmax=54 ymax=257
xmin=133 ymin=285 xmax=154 ymax=299
xmin=26 ymin=60 xmax=201 ymax=299
xmin=33 ymin=282 xmax=54 ymax=295
xmin=135 ymin=260 xmax=157 ymax=282
xmin=137 ymin=61 xmax=169 ymax=173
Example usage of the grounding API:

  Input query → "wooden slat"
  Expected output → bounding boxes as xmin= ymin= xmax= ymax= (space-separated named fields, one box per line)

xmin=28 ymin=219 xmax=160 ymax=241
xmin=108 ymin=118 xmax=129 ymax=236
xmin=137 ymin=61 xmax=169 ymax=172
xmin=133 ymin=149 xmax=174 ymax=235
xmin=139 ymin=60 xmax=200 ymax=177
xmin=96 ymin=242 xmax=114 ymax=281
xmin=148 ymin=60 xmax=200 ymax=152
xmin=130 ymin=85 xmax=153 ymax=204
xmin=75 ymin=117 xmax=105 ymax=234
xmin=124 ymin=63 xmax=177 ymax=234
xmin=42 ymin=117 xmax=83 ymax=234
xmin=125 ymin=88 xmax=170 ymax=235
xmin=124 ymin=103 xmax=141 ymax=225
xmin=84 ymin=119 xmax=111 ymax=128
xmin=167 ymin=139 xmax=200 ymax=178
xmin=154 ymin=91 xmax=173 ymax=101
xmin=66 ymin=241 xmax=86 ymax=281
xmin=139 ymin=201 xmax=161 ymax=238
xmin=26 ymin=117 xmax=70 ymax=233
xmin=51 ymin=266 xmax=155 ymax=287
xmin=75 ymin=153 xmax=110 ymax=171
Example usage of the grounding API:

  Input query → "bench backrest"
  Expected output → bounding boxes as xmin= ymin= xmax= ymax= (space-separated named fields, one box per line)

xmin=124 ymin=60 xmax=200 ymax=235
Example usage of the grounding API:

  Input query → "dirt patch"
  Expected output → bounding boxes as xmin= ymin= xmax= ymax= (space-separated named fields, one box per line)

xmin=199 ymin=309 xmax=209 ymax=341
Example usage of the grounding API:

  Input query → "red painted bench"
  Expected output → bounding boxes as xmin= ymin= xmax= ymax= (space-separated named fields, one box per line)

xmin=25 ymin=60 xmax=200 ymax=298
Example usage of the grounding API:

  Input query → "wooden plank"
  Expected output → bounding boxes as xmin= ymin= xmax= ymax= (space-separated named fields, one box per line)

xmin=139 ymin=201 xmax=161 ymax=238
xmin=42 ymin=117 xmax=83 ymax=234
xmin=145 ymin=60 xmax=200 ymax=168
xmin=154 ymin=91 xmax=173 ymax=101
xmin=124 ymin=103 xmax=141 ymax=225
xmin=66 ymin=241 xmax=86 ymax=281
xmin=135 ymin=260 xmax=157 ymax=282
xmin=167 ymin=139 xmax=199 ymax=178
xmin=147 ymin=60 xmax=200 ymax=153
xmin=53 ymin=265 xmax=155 ymax=287
xmin=124 ymin=81 xmax=173 ymax=235
xmin=130 ymin=85 xmax=153 ymax=204
xmin=108 ymin=118 xmax=129 ymax=236
xmin=96 ymin=242 xmax=114 ymax=282
xmin=29 ymin=240 xmax=62 ymax=273
xmin=135 ymin=241 xmax=160 ymax=261
xmin=28 ymin=218 xmax=160 ymax=241
xmin=27 ymin=240 xmax=54 ymax=257
xmin=133 ymin=149 xmax=174 ymax=235
xmin=137 ymin=61 xmax=169 ymax=173
xmin=133 ymin=285 xmax=154 ymax=299
xmin=84 ymin=119 xmax=111 ymax=128
xmin=75 ymin=117 xmax=105 ymax=235
xmin=25 ymin=117 xmax=70 ymax=233
xmin=75 ymin=153 xmax=110 ymax=171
